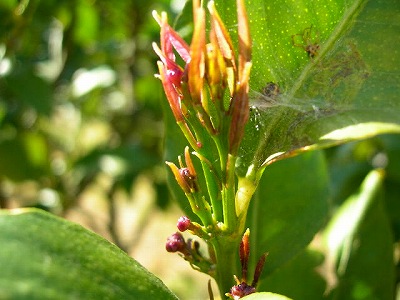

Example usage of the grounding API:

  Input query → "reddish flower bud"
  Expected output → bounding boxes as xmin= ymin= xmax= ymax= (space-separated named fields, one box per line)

xmin=177 ymin=216 xmax=191 ymax=232
xmin=227 ymin=229 xmax=267 ymax=299
xmin=179 ymin=167 xmax=198 ymax=192
xmin=227 ymin=282 xmax=256 ymax=299
xmin=165 ymin=232 xmax=186 ymax=253
xmin=239 ymin=228 xmax=250 ymax=281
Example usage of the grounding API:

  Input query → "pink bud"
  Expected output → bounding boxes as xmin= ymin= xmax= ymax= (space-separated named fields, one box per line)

xmin=165 ymin=232 xmax=186 ymax=253
xmin=177 ymin=216 xmax=191 ymax=232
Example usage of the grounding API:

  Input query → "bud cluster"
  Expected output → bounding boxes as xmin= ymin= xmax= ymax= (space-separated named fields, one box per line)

xmin=226 ymin=229 xmax=267 ymax=299
xmin=153 ymin=0 xmax=251 ymax=155
xmin=154 ymin=0 xmax=262 ymax=297
xmin=165 ymin=231 xmax=214 ymax=276
xmin=166 ymin=147 xmax=198 ymax=194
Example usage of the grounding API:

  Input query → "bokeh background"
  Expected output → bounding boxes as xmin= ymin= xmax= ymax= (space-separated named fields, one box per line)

xmin=0 ymin=0 xmax=213 ymax=298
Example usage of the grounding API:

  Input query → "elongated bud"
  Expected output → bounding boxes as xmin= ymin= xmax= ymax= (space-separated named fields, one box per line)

xmin=227 ymin=229 xmax=267 ymax=299
xmin=208 ymin=1 xmax=236 ymax=95
xmin=166 ymin=161 xmax=191 ymax=193
xmin=167 ymin=152 xmax=199 ymax=194
xmin=205 ymin=41 xmax=227 ymax=102
xmin=187 ymin=4 xmax=206 ymax=107
xmin=184 ymin=146 xmax=197 ymax=177
xmin=252 ymin=252 xmax=267 ymax=288
xmin=228 ymin=62 xmax=251 ymax=155
xmin=237 ymin=0 xmax=252 ymax=82
xmin=240 ymin=228 xmax=250 ymax=281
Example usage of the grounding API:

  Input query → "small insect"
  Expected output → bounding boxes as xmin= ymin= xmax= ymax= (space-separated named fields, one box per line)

xmin=249 ymin=82 xmax=280 ymax=111
xmin=250 ymin=82 xmax=305 ymax=112
xmin=261 ymin=82 xmax=280 ymax=99
xmin=291 ymin=25 xmax=320 ymax=58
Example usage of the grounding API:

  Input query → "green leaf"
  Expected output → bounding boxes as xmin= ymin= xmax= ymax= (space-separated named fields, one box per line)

xmin=324 ymin=169 xmax=395 ymax=300
xmin=5 ymin=70 xmax=53 ymax=116
xmin=74 ymin=144 xmax=160 ymax=190
xmin=0 ymin=209 xmax=178 ymax=300
xmin=0 ymin=133 xmax=49 ymax=181
xmin=215 ymin=0 xmax=400 ymax=170
xmin=258 ymin=249 xmax=326 ymax=300
xmin=241 ymin=292 xmax=292 ymax=300
xmin=246 ymin=150 xmax=329 ymax=276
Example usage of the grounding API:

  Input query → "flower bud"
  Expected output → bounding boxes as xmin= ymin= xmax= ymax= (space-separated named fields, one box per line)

xmin=179 ymin=167 xmax=198 ymax=192
xmin=177 ymin=216 xmax=191 ymax=232
xmin=227 ymin=282 xmax=255 ymax=299
xmin=165 ymin=232 xmax=186 ymax=253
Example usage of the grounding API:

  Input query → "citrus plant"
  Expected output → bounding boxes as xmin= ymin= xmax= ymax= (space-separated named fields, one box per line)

xmin=1 ymin=0 xmax=399 ymax=299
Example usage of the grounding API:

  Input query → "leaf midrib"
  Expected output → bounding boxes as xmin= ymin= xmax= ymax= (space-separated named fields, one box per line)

xmin=286 ymin=0 xmax=368 ymax=100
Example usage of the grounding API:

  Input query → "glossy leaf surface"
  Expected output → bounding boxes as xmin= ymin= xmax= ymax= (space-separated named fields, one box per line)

xmin=246 ymin=150 xmax=329 ymax=276
xmin=212 ymin=0 xmax=400 ymax=170
xmin=324 ymin=170 xmax=394 ymax=299
xmin=0 ymin=209 xmax=178 ymax=300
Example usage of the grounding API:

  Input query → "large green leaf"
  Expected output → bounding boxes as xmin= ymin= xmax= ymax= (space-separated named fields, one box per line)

xmin=167 ymin=0 xmax=400 ymax=217
xmin=324 ymin=170 xmax=394 ymax=299
xmin=0 ymin=209 xmax=178 ymax=300
xmin=258 ymin=249 xmax=326 ymax=300
xmin=246 ymin=150 xmax=329 ymax=276
xmin=0 ymin=133 xmax=49 ymax=182
xmin=214 ymin=0 xmax=400 ymax=170
xmin=5 ymin=69 xmax=53 ymax=116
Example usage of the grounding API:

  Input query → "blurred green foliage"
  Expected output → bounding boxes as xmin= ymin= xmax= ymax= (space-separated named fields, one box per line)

xmin=0 ymin=0 xmax=185 ymax=240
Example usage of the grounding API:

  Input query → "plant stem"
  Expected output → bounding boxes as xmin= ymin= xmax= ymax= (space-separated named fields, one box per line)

xmin=221 ymin=154 xmax=238 ymax=230
xmin=211 ymin=236 xmax=241 ymax=298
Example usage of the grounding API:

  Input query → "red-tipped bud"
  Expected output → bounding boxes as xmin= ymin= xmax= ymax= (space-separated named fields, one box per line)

xmin=227 ymin=228 xmax=267 ymax=299
xmin=165 ymin=232 xmax=186 ymax=253
xmin=177 ymin=216 xmax=191 ymax=232
xmin=239 ymin=228 xmax=250 ymax=281
xmin=252 ymin=252 xmax=267 ymax=288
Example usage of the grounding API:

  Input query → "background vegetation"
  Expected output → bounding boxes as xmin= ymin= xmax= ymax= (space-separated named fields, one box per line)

xmin=0 ymin=0 xmax=210 ymax=298
xmin=0 ymin=0 xmax=174 ymax=243
xmin=0 ymin=0 xmax=399 ymax=299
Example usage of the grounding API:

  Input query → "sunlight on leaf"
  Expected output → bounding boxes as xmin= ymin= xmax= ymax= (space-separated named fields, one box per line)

xmin=213 ymin=0 xmax=400 ymax=172
xmin=0 ymin=209 xmax=178 ymax=300
xmin=323 ymin=169 xmax=394 ymax=299
xmin=324 ymin=169 xmax=384 ymax=263
xmin=320 ymin=122 xmax=400 ymax=141
xmin=246 ymin=151 xmax=329 ymax=277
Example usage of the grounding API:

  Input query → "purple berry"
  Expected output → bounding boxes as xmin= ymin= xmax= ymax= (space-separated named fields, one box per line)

xmin=177 ymin=216 xmax=191 ymax=232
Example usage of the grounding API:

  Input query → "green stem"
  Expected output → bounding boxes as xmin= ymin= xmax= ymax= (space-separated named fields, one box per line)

xmin=213 ymin=135 xmax=227 ymax=173
xmin=235 ymin=179 xmax=256 ymax=234
xmin=195 ymin=152 xmax=223 ymax=222
xmin=211 ymin=236 xmax=241 ymax=298
xmin=187 ymin=193 xmax=213 ymax=227
xmin=221 ymin=154 xmax=238 ymax=231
